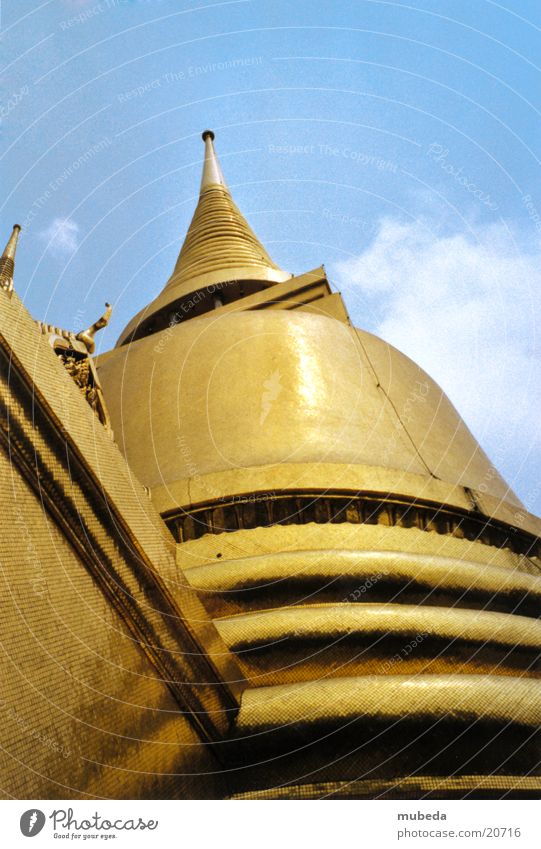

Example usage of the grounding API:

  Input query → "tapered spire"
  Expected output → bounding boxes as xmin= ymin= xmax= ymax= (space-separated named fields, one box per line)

xmin=200 ymin=130 xmax=227 ymax=191
xmin=116 ymin=131 xmax=291 ymax=344
xmin=167 ymin=130 xmax=289 ymax=296
xmin=0 ymin=224 xmax=21 ymax=294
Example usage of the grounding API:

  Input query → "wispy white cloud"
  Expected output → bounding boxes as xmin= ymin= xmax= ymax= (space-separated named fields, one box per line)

xmin=332 ymin=218 xmax=541 ymax=510
xmin=40 ymin=217 xmax=80 ymax=258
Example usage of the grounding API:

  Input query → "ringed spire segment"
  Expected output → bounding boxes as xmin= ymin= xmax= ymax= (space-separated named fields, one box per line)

xmin=115 ymin=131 xmax=291 ymax=346
xmin=0 ymin=224 xmax=21 ymax=294
xmin=200 ymin=129 xmax=227 ymax=192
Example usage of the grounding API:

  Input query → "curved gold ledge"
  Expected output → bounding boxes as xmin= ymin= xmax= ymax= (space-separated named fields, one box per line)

xmin=152 ymin=460 xmax=539 ymax=536
xmin=167 ymin=488 xmax=540 ymax=560
xmin=186 ymin=548 xmax=541 ymax=601
xmin=216 ymin=603 xmax=541 ymax=652
xmin=237 ymin=675 xmax=541 ymax=731
xmin=230 ymin=774 xmax=541 ymax=799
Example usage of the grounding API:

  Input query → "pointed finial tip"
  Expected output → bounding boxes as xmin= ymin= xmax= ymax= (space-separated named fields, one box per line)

xmin=202 ymin=129 xmax=215 ymax=142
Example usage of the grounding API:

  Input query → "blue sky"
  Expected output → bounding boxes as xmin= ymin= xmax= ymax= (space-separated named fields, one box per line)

xmin=1 ymin=0 xmax=540 ymax=514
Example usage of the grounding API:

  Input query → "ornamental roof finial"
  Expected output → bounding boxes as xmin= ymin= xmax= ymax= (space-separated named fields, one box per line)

xmin=0 ymin=224 xmax=21 ymax=295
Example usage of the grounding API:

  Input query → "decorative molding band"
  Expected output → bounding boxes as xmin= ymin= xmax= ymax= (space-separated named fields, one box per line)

xmin=165 ymin=490 xmax=541 ymax=562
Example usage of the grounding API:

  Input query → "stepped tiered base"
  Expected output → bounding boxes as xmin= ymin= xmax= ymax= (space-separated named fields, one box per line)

xmin=178 ymin=521 xmax=541 ymax=799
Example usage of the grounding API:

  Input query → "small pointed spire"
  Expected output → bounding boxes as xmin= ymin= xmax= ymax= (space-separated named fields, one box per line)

xmin=0 ymin=224 xmax=21 ymax=294
xmin=200 ymin=130 xmax=227 ymax=192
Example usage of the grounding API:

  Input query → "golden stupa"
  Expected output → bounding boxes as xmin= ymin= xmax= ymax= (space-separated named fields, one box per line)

xmin=0 ymin=132 xmax=539 ymax=800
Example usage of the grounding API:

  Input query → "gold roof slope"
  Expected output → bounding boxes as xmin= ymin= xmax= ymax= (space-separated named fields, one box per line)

xmin=117 ymin=131 xmax=290 ymax=345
